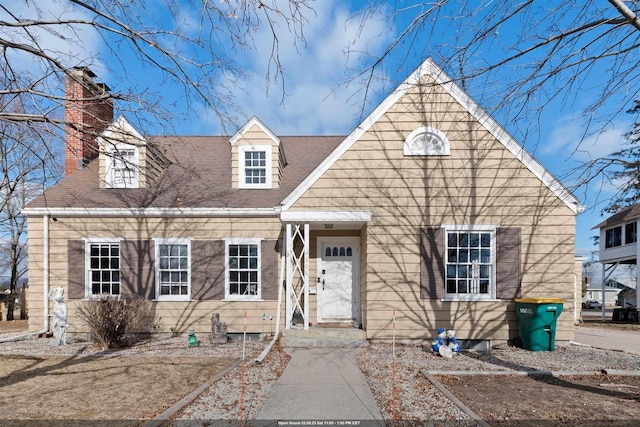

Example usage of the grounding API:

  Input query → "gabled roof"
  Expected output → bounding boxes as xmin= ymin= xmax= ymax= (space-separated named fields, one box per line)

xmin=280 ymin=58 xmax=580 ymax=213
xmin=25 ymin=135 xmax=343 ymax=211
xmin=593 ymin=204 xmax=640 ymax=229
xmin=98 ymin=116 xmax=146 ymax=147
xmin=229 ymin=116 xmax=281 ymax=146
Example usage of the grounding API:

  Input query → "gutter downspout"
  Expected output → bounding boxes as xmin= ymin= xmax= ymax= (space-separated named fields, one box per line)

xmin=0 ymin=215 xmax=50 ymax=343
xmin=255 ymin=245 xmax=285 ymax=363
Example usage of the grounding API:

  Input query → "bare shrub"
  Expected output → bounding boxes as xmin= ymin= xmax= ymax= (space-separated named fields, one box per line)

xmin=76 ymin=295 xmax=156 ymax=349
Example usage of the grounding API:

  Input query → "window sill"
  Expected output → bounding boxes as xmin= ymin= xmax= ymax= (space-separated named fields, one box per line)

xmin=222 ymin=297 xmax=264 ymax=302
xmin=153 ymin=297 xmax=192 ymax=302
xmin=441 ymin=298 xmax=502 ymax=302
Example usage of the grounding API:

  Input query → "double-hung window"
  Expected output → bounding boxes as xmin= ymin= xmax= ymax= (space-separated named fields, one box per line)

xmin=238 ymin=145 xmax=271 ymax=189
xmin=108 ymin=147 xmax=139 ymax=188
xmin=626 ymin=222 xmax=637 ymax=245
xmin=445 ymin=228 xmax=495 ymax=300
xmin=155 ymin=238 xmax=191 ymax=301
xmin=225 ymin=238 xmax=261 ymax=300
xmin=87 ymin=241 xmax=120 ymax=296
xmin=605 ymin=226 xmax=622 ymax=248
xmin=245 ymin=151 xmax=266 ymax=184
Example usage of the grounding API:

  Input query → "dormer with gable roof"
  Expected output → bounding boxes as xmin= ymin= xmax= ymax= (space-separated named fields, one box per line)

xmin=98 ymin=116 xmax=169 ymax=188
xmin=229 ymin=117 xmax=286 ymax=189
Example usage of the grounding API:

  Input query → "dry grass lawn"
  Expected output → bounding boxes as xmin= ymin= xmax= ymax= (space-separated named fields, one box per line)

xmin=0 ymin=353 xmax=235 ymax=424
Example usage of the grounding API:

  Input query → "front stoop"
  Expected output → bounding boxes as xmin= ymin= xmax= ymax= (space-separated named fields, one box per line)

xmin=282 ymin=327 xmax=368 ymax=348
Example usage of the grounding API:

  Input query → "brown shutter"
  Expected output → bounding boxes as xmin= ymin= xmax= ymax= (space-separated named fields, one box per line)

xmin=420 ymin=227 xmax=445 ymax=299
xmin=495 ymin=227 xmax=522 ymax=299
xmin=67 ymin=240 xmax=86 ymax=299
xmin=191 ymin=240 xmax=226 ymax=300
xmin=120 ymin=240 xmax=155 ymax=299
xmin=261 ymin=240 xmax=279 ymax=300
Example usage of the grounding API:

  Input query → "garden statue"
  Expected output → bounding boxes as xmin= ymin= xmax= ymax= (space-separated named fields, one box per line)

xmin=48 ymin=287 xmax=68 ymax=346
xmin=210 ymin=313 xmax=228 ymax=344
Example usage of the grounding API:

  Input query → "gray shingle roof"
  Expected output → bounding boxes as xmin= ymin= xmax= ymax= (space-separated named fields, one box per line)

xmin=27 ymin=135 xmax=344 ymax=209
xmin=593 ymin=204 xmax=640 ymax=229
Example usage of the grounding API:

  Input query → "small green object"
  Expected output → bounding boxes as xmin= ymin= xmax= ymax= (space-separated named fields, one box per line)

xmin=188 ymin=331 xmax=200 ymax=347
xmin=514 ymin=298 xmax=563 ymax=351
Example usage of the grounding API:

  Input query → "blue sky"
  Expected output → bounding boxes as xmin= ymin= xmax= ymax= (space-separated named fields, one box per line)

xmin=11 ymin=1 xmax=637 ymax=258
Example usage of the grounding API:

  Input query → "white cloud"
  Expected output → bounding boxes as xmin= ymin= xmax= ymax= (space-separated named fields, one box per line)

xmin=1 ymin=1 xmax=105 ymax=74
xmin=199 ymin=0 xmax=393 ymax=135
xmin=543 ymin=115 xmax=630 ymax=161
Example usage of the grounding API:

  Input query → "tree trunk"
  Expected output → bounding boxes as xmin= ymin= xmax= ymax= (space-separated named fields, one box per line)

xmin=7 ymin=242 xmax=18 ymax=321
xmin=20 ymin=286 xmax=27 ymax=320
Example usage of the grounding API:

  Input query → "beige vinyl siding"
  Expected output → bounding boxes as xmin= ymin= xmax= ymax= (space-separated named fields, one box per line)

xmin=26 ymin=215 xmax=287 ymax=335
xmin=25 ymin=217 xmax=46 ymax=332
xmin=290 ymin=74 xmax=576 ymax=344
xmin=231 ymin=124 xmax=283 ymax=189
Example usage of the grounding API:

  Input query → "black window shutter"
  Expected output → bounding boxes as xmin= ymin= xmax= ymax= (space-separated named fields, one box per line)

xmin=120 ymin=240 xmax=155 ymax=299
xmin=495 ymin=227 xmax=522 ymax=299
xmin=191 ymin=240 xmax=226 ymax=300
xmin=261 ymin=240 xmax=279 ymax=300
xmin=420 ymin=227 xmax=445 ymax=299
xmin=67 ymin=240 xmax=86 ymax=299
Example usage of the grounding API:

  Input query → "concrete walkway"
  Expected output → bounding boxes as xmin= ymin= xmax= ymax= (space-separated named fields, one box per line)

xmin=574 ymin=326 xmax=640 ymax=355
xmin=256 ymin=348 xmax=384 ymax=425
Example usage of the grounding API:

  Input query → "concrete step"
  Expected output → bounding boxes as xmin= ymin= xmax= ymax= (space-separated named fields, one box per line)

xmin=282 ymin=326 xmax=368 ymax=348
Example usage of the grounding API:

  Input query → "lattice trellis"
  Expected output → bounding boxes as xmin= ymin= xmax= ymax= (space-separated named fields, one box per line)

xmin=285 ymin=223 xmax=309 ymax=330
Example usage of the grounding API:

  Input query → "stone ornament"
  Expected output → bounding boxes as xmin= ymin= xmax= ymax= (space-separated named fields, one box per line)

xmin=48 ymin=287 xmax=69 ymax=346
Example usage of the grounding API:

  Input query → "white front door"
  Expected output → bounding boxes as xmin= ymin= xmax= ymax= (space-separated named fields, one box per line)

xmin=317 ymin=237 xmax=359 ymax=324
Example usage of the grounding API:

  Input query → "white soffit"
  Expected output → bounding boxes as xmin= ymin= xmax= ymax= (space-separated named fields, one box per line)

xmin=280 ymin=58 xmax=579 ymax=214
xmin=280 ymin=210 xmax=372 ymax=223
xmin=22 ymin=207 xmax=280 ymax=217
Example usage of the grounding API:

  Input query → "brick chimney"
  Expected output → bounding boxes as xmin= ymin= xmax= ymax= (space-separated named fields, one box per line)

xmin=64 ymin=67 xmax=113 ymax=175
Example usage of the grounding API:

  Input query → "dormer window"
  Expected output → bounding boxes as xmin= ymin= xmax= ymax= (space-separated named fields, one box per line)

xmin=238 ymin=145 xmax=272 ymax=189
xmin=106 ymin=146 xmax=139 ymax=188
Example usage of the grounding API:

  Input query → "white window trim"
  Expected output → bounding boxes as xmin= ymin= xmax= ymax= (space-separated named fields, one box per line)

xmin=153 ymin=237 xmax=192 ymax=301
xmin=84 ymin=238 xmax=123 ymax=299
xmin=442 ymin=225 xmax=496 ymax=301
xmin=224 ymin=237 xmax=263 ymax=301
xmin=404 ymin=126 xmax=450 ymax=156
xmin=105 ymin=144 xmax=140 ymax=189
xmin=238 ymin=145 xmax=272 ymax=189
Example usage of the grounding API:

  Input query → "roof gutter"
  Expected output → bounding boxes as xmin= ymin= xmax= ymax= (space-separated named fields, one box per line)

xmin=22 ymin=207 xmax=282 ymax=218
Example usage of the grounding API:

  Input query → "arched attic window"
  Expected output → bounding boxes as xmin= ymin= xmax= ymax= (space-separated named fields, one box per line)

xmin=404 ymin=126 xmax=450 ymax=156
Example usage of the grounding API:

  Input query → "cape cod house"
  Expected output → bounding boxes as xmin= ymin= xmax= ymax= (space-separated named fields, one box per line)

xmin=23 ymin=60 xmax=581 ymax=346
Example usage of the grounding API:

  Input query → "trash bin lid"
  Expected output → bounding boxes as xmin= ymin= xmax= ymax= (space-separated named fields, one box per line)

xmin=515 ymin=297 xmax=563 ymax=304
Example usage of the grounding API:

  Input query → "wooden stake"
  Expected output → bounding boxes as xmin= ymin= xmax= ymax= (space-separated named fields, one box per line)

xmin=361 ymin=301 xmax=366 ymax=371
xmin=239 ymin=311 xmax=247 ymax=426
xmin=392 ymin=308 xmax=397 ymax=426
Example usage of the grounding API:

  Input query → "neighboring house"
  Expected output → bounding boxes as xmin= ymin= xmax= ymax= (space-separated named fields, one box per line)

xmin=583 ymin=261 xmax=636 ymax=305
xmin=23 ymin=60 xmax=581 ymax=346
xmin=594 ymin=205 xmax=640 ymax=312
xmin=618 ymin=287 xmax=637 ymax=308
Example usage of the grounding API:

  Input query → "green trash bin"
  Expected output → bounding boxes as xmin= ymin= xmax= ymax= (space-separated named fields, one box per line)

xmin=514 ymin=297 xmax=564 ymax=351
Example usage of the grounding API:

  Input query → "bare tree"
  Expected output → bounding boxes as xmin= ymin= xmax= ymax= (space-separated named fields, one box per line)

xmin=347 ymin=1 xmax=640 ymax=193
xmin=0 ymin=1 xmax=312 ymax=151
xmin=0 ymin=94 xmax=60 ymax=320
